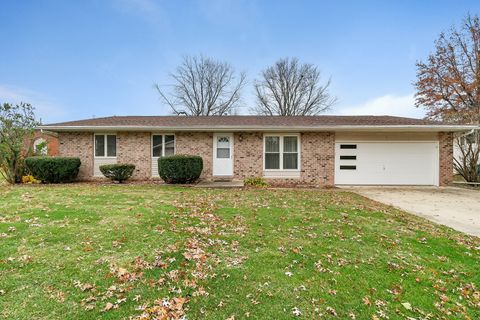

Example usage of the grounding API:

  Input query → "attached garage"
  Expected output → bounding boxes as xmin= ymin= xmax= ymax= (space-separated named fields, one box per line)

xmin=334 ymin=141 xmax=439 ymax=186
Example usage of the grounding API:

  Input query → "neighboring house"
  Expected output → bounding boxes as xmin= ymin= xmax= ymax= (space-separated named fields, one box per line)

xmin=39 ymin=115 xmax=476 ymax=186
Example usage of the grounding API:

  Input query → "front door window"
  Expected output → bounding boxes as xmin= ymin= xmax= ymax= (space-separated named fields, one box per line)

xmin=216 ymin=136 xmax=231 ymax=158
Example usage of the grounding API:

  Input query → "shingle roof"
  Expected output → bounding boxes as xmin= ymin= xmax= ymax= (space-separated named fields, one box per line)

xmin=43 ymin=115 xmax=446 ymax=128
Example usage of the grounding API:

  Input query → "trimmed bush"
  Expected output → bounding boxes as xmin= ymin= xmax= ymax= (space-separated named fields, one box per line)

xmin=99 ymin=164 xmax=135 ymax=183
xmin=158 ymin=155 xmax=203 ymax=184
xmin=25 ymin=156 xmax=81 ymax=183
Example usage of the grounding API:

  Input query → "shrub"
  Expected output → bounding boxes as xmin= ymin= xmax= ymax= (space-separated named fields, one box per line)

xmin=25 ymin=156 xmax=81 ymax=183
xmin=99 ymin=164 xmax=135 ymax=183
xmin=244 ymin=176 xmax=269 ymax=188
xmin=158 ymin=155 xmax=203 ymax=184
xmin=21 ymin=175 xmax=41 ymax=184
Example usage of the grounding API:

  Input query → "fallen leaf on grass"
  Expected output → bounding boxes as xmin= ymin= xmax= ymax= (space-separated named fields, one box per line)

xmin=326 ymin=306 xmax=337 ymax=316
xmin=401 ymin=302 xmax=412 ymax=310
xmin=363 ymin=296 xmax=371 ymax=306
xmin=103 ymin=302 xmax=115 ymax=312
xmin=292 ymin=307 xmax=301 ymax=316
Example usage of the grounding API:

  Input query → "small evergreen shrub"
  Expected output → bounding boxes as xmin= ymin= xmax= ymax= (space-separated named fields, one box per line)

xmin=99 ymin=164 xmax=135 ymax=183
xmin=25 ymin=156 xmax=81 ymax=183
xmin=158 ymin=155 xmax=203 ymax=184
xmin=244 ymin=176 xmax=269 ymax=187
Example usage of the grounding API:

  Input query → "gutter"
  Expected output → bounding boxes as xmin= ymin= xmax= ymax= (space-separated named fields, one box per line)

xmin=38 ymin=124 xmax=479 ymax=132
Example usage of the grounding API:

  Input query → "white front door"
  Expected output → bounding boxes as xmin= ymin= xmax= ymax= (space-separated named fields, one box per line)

xmin=213 ymin=133 xmax=234 ymax=176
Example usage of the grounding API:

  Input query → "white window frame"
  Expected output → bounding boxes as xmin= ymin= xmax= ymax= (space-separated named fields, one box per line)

xmin=263 ymin=133 xmax=301 ymax=172
xmin=151 ymin=133 xmax=176 ymax=158
xmin=94 ymin=133 xmax=117 ymax=159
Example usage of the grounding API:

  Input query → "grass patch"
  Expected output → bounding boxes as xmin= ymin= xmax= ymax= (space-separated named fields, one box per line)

xmin=0 ymin=184 xmax=479 ymax=319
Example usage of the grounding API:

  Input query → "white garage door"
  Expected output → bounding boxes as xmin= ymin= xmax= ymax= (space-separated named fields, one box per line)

xmin=335 ymin=142 xmax=439 ymax=186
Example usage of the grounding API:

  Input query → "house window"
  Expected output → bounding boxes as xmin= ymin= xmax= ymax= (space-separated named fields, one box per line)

xmin=33 ymin=138 xmax=48 ymax=155
xmin=216 ymin=136 xmax=230 ymax=159
xmin=265 ymin=136 xmax=280 ymax=169
xmin=95 ymin=134 xmax=116 ymax=157
xmin=264 ymin=135 xmax=299 ymax=170
xmin=152 ymin=134 xmax=175 ymax=157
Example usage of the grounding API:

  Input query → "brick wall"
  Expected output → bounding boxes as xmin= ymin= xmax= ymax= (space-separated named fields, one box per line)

xmin=439 ymin=131 xmax=454 ymax=186
xmin=32 ymin=131 xmax=59 ymax=156
xmin=300 ymin=132 xmax=335 ymax=186
xmin=117 ymin=132 xmax=151 ymax=179
xmin=58 ymin=130 xmax=449 ymax=187
xmin=58 ymin=132 xmax=93 ymax=180
xmin=233 ymin=132 xmax=263 ymax=178
xmin=58 ymin=131 xmax=337 ymax=185
xmin=232 ymin=131 xmax=335 ymax=186
xmin=176 ymin=132 xmax=213 ymax=178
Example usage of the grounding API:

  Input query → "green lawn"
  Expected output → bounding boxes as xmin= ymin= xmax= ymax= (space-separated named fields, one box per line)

xmin=0 ymin=184 xmax=479 ymax=319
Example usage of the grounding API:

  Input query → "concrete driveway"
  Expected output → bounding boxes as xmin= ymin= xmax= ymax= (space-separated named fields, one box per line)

xmin=343 ymin=186 xmax=480 ymax=237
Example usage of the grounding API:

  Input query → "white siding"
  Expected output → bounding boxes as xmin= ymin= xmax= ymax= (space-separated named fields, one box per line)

xmin=151 ymin=157 xmax=159 ymax=178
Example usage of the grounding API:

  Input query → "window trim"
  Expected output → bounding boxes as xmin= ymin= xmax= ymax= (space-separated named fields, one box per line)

xmin=94 ymin=133 xmax=117 ymax=159
xmin=263 ymin=133 xmax=301 ymax=172
xmin=151 ymin=133 xmax=176 ymax=158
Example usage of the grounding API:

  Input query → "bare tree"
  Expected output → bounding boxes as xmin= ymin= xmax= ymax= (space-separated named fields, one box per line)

xmin=253 ymin=57 xmax=336 ymax=116
xmin=454 ymin=131 xmax=479 ymax=183
xmin=414 ymin=14 xmax=480 ymax=182
xmin=155 ymin=55 xmax=246 ymax=116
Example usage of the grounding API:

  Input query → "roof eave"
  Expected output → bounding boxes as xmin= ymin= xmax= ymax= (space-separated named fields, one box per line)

xmin=38 ymin=125 xmax=478 ymax=132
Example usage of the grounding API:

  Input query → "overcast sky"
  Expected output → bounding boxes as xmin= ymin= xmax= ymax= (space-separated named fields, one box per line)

xmin=1 ymin=0 xmax=480 ymax=123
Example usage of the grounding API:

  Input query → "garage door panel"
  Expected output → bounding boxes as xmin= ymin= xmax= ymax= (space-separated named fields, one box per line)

xmin=335 ymin=142 xmax=438 ymax=186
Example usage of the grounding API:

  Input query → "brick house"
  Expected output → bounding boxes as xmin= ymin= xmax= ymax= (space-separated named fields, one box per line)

xmin=39 ymin=115 xmax=477 ymax=186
